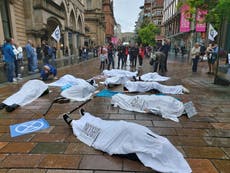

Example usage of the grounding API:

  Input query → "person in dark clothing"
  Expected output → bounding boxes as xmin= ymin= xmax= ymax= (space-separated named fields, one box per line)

xmin=159 ymin=39 xmax=171 ymax=72
xmin=117 ymin=43 xmax=126 ymax=69
xmin=40 ymin=64 xmax=57 ymax=81
xmin=129 ymin=43 xmax=139 ymax=69
xmin=107 ymin=42 xmax=114 ymax=70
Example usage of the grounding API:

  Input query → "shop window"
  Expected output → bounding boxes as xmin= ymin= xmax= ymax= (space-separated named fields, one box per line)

xmin=0 ymin=0 xmax=11 ymax=39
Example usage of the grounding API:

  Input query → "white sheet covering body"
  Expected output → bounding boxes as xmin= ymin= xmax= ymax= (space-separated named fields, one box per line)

xmin=71 ymin=112 xmax=191 ymax=173
xmin=124 ymin=81 xmax=185 ymax=94
xmin=3 ymin=80 xmax=48 ymax=106
xmin=104 ymin=76 xmax=130 ymax=86
xmin=47 ymin=74 xmax=96 ymax=101
xmin=111 ymin=93 xmax=184 ymax=122
xmin=140 ymin=72 xmax=170 ymax=82
xmin=103 ymin=69 xmax=138 ymax=78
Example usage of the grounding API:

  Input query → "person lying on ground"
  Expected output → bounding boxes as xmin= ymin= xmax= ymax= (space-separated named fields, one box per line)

xmin=62 ymin=109 xmax=191 ymax=173
xmin=111 ymin=93 xmax=184 ymax=122
xmin=102 ymin=69 xmax=138 ymax=78
xmin=48 ymin=74 xmax=98 ymax=101
xmin=123 ymin=81 xmax=190 ymax=94
xmin=133 ymin=72 xmax=170 ymax=82
xmin=40 ymin=64 xmax=58 ymax=81
xmin=0 ymin=80 xmax=48 ymax=112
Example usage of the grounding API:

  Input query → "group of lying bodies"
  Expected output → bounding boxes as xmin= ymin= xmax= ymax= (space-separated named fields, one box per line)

xmin=0 ymin=69 xmax=192 ymax=173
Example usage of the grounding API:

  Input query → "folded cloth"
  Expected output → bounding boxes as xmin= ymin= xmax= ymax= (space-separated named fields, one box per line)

xmin=111 ymin=93 xmax=184 ymax=122
xmin=71 ymin=112 xmax=191 ymax=173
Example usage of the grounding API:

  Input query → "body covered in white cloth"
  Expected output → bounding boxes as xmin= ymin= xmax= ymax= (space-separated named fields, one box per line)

xmin=111 ymin=93 xmax=184 ymax=122
xmin=3 ymin=80 xmax=48 ymax=106
xmin=48 ymin=74 xmax=97 ymax=101
xmin=124 ymin=81 xmax=186 ymax=94
xmin=71 ymin=112 xmax=191 ymax=173
xmin=140 ymin=72 xmax=170 ymax=82
xmin=103 ymin=69 xmax=138 ymax=78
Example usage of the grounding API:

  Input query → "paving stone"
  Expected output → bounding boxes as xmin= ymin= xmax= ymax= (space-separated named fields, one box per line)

xmin=64 ymin=143 xmax=101 ymax=155
xmin=31 ymin=134 xmax=67 ymax=142
xmin=0 ymin=142 xmax=36 ymax=153
xmin=39 ymin=154 xmax=81 ymax=169
xmin=47 ymin=170 xmax=92 ymax=173
xmin=0 ymin=154 xmax=43 ymax=168
xmin=0 ymin=142 xmax=8 ymax=150
xmin=109 ymin=113 xmax=135 ymax=120
xmin=204 ymin=137 xmax=230 ymax=147
xmin=95 ymin=171 xmax=134 ymax=173
xmin=211 ymin=122 xmax=230 ymax=130
xmin=31 ymin=142 xmax=68 ymax=154
xmin=123 ymin=159 xmax=154 ymax=172
xmin=175 ymin=128 xmax=208 ymax=136
xmin=187 ymin=159 xmax=218 ymax=173
xmin=79 ymin=155 xmax=122 ymax=170
xmin=221 ymin=147 xmax=230 ymax=158
xmin=168 ymin=136 xmax=207 ymax=146
xmin=183 ymin=146 xmax=228 ymax=159
xmin=150 ymin=127 xmax=177 ymax=136
xmin=212 ymin=160 xmax=230 ymax=173
xmin=152 ymin=121 xmax=182 ymax=128
xmin=7 ymin=169 xmax=46 ymax=173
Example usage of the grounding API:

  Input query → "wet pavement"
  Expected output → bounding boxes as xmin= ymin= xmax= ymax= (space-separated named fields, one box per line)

xmin=0 ymin=54 xmax=229 ymax=173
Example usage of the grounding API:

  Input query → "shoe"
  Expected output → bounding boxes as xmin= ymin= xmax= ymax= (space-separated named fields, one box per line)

xmin=63 ymin=113 xmax=72 ymax=125
xmin=13 ymin=78 xmax=17 ymax=82
xmin=0 ymin=103 xmax=6 ymax=110
xmin=182 ymin=86 xmax=190 ymax=94
xmin=17 ymin=77 xmax=23 ymax=80
xmin=79 ymin=108 xmax=85 ymax=116
xmin=132 ymin=76 xmax=137 ymax=81
xmin=5 ymin=104 xmax=19 ymax=112
xmin=123 ymin=86 xmax=129 ymax=92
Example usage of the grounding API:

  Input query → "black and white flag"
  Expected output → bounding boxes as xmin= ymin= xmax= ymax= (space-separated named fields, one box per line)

xmin=208 ymin=24 xmax=218 ymax=41
xmin=51 ymin=26 xmax=61 ymax=42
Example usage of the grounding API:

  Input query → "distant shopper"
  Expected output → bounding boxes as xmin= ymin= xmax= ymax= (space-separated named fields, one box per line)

xmin=138 ymin=43 xmax=145 ymax=67
xmin=25 ymin=40 xmax=35 ymax=73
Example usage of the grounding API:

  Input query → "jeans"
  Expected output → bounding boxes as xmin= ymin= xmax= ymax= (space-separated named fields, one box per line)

xmin=6 ymin=61 xmax=15 ymax=82
xmin=107 ymin=54 xmax=114 ymax=70
xmin=192 ymin=57 xmax=199 ymax=72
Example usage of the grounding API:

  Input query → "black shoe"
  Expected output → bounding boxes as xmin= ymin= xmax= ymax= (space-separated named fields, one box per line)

xmin=132 ymin=76 xmax=137 ymax=81
xmin=79 ymin=108 xmax=85 ymax=116
xmin=0 ymin=103 xmax=6 ymax=110
xmin=123 ymin=86 xmax=128 ymax=92
xmin=5 ymin=104 xmax=19 ymax=112
xmin=63 ymin=113 xmax=72 ymax=126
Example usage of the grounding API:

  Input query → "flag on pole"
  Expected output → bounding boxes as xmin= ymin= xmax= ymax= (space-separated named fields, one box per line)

xmin=208 ymin=24 xmax=218 ymax=41
xmin=51 ymin=26 xmax=61 ymax=42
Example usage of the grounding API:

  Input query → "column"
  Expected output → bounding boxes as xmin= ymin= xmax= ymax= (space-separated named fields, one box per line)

xmin=64 ymin=31 xmax=69 ymax=56
xmin=72 ymin=33 xmax=77 ymax=55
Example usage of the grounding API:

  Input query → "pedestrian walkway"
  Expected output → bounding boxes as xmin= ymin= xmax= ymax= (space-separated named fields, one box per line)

xmin=0 ymin=54 xmax=229 ymax=173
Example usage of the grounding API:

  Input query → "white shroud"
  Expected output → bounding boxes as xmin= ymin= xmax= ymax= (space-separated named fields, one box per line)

xmin=71 ymin=112 xmax=192 ymax=173
xmin=124 ymin=81 xmax=185 ymax=94
xmin=47 ymin=74 xmax=96 ymax=101
xmin=111 ymin=93 xmax=184 ymax=122
xmin=103 ymin=69 xmax=138 ymax=78
xmin=3 ymin=80 xmax=48 ymax=106
xmin=140 ymin=72 xmax=170 ymax=82
xmin=104 ymin=76 xmax=130 ymax=86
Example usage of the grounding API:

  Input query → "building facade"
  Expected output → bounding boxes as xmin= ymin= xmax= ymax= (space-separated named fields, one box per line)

xmin=84 ymin=0 xmax=105 ymax=48
xmin=0 ymin=0 xmax=85 ymax=56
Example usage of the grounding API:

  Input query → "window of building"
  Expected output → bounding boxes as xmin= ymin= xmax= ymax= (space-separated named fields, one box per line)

xmin=86 ymin=0 xmax=92 ymax=9
xmin=0 ymin=0 xmax=11 ymax=38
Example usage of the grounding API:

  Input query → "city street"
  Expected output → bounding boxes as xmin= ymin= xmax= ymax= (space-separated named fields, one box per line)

xmin=0 ymin=54 xmax=229 ymax=173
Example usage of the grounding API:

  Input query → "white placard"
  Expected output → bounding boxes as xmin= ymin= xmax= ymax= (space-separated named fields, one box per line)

xmin=184 ymin=101 xmax=197 ymax=118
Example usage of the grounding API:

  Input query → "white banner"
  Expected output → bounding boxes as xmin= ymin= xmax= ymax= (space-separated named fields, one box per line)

xmin=51 ymin=26 xmax=61 ymax=42
xmin=208 ymin=24 xmax=218 ymax=41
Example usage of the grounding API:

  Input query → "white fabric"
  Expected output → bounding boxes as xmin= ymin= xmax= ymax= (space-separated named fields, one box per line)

xmin=47 ymin=74 xmax=88 ymax=87
xmin=103 ymin=69 xmax=138 ymax=78
xmin=124 ymin=81 xmax=184 ymax=94
xmin=104 ymin=76 xmax=130 ymax=86
xmin=48 ymin=74 xmax=96 ymax=101
xmin=61 ymin=83 xmax=96 ymax=101
xmin=3 ymin=80 xmax=48 ymax=106
xmin=71 ymin=112 xmax=191 ymax=173
xmin=140 ymin=72 xmax=170 ymax=82
xmin=111 ymin=93 xmax=184 ymax=122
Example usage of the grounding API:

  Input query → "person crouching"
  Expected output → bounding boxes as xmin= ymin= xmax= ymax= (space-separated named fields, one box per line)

xmin=40 ymin=64 xmax=58 ymax=81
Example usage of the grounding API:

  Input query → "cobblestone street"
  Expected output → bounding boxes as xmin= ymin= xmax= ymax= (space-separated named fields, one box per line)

xmin=0 ymin=55 xmax=229 ymax=173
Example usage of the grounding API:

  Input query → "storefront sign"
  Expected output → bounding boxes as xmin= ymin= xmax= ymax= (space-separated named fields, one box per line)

xmin=180 ymin=4 xmax=190 ymax=32
xmin=196 ymin=9 xmax=207 ymax=32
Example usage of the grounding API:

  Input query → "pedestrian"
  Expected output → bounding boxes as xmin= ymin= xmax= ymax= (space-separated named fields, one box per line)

xmin=129 ymin=43 xmax=138 ymax=69
xmin=159 ymin=39 xmax=171 ymax=72
xmin=25 ymin=40 xmax=35 ymax=73
xmin=107 ymin=42 xmax=114 ymax=70
xmin=199 ymin=42 xmax=206 ymax=61
xmin=42 ymin=41 xmax=50 ymax=64
xmin=32 ymin=43 xmax=39 ymax=73
xmin=2 ymin=38 xmax=15 ymax=83
xmin=40 ymin=64 xmax=57 ymax=81
xmin=190 ymin=42 xmax=200 ymax=72
xmin=82 ymin=46 xmax=89 ymax=60
xmin=99 ymin=46 xmax=107 ymax=71
xmin=13 ymin=43 xmax=23 ymax=81
xmin=138 ymin=43 xmax=145 ymax=67
xmin=117 ymin=43 xmax=125 ymax=69
xmin=206 ymin=42 xmax=218 ymax=74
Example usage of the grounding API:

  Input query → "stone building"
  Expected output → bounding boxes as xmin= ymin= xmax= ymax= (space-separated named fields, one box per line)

xmin=0 ymin=0 xmax=85 ymax=57
xmin=84 ymin=0 xmax=105 ymax=48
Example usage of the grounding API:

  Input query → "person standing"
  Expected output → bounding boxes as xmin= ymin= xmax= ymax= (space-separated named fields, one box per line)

xmin=2 ymin=38 xmax=15 ymax=83
xmin=160 ymin=39 xmax=171 ymax=72
xmin=107 ymin=42 xmax=114 ymax=70
xmin=32 ymin=44 xmax=39 ymax=72
xmin=190 ymin=42 xmax=200 ymax=72
xmin=25 ymin=40 xmax=35 ymax=73
xmin=99 ymin=46 xmax=107 ymax=71
xmin=117 ymin=43 xmax=125 ymax=69
xmin=138 ymin=43 xmax=145 ymax=67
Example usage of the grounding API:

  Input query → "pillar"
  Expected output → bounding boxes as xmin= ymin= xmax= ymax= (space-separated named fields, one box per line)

xmin=72 ymin=33 xmax=77 ymax=55
xmin=64 ymin=31 xmax=69 ymax=56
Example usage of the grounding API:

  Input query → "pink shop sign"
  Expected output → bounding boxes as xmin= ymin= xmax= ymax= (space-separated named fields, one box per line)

xmin=196 ymin=9 xmax=208 ymax=32
xmin=180 ymin=4 xmax=190 ymax=32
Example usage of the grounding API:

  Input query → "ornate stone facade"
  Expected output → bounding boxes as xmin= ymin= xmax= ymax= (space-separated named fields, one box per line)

xmin=0 ymin=0 xmax=85 ymax=56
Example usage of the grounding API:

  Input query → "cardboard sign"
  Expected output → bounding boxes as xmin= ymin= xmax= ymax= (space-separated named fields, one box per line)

xmin=184 ymin=101 xmax=197 ymax=118
xmin=78 ymin=123 xmax=101 ymax=146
